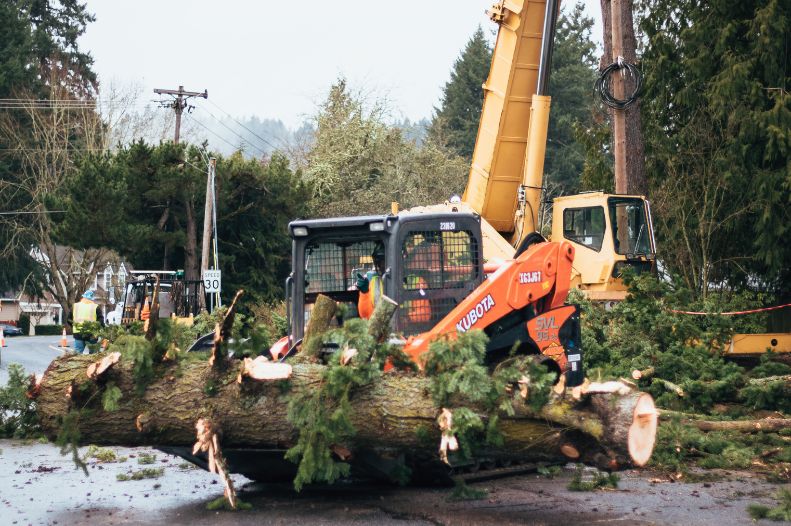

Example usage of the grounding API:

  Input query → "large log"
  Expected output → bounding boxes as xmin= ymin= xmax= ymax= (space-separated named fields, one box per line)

xmin=36 ymin=352 xmax=657 ymax=473
xmin=368 ymin=295 xmax=399 ymax=343
xmin=302 ymin=294 xmax=337 ymax=358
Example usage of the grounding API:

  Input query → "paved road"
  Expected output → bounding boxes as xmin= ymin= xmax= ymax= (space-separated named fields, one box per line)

xmin=0 ymin=341 xmax=784 ymax=525
xmin=0 ymin=335 xmax=72 ymax=385
xmin=0 ymin=440 xmax=782 ymax=526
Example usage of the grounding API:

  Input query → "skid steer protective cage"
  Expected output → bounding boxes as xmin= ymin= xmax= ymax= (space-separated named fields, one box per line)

xmin=286 ymin=213 xmax=484 ymax=342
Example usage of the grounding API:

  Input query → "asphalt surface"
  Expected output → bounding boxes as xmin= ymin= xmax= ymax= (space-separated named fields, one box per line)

xmin=0 ymin=338 xmax=785 ymax=525
xmin=0 ymin=335 xmax=69 ymax=385
xmin=0 ymin=439 xmax=785 ymax=526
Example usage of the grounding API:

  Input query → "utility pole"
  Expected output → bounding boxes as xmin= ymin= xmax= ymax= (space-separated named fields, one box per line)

xmin=610 ymin=0 xmax=627 ymax=194
xmin=153 ymin=85 xmax=208 ymax=144
xmin=600 ymin=0 xmax=647 ymax=196
xmin=200 ymin=158 xmax=216 ymax=312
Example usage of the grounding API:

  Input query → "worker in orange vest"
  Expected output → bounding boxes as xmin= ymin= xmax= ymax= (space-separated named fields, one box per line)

xmin=403 ymin=239 xmax=436 ymax=324
xmin=72 ymin=289 xmax=103 ymax=354
xmin=404 ymin=275 xmax=431 ymax=323
xmin=357 ymin=243 xmax=386 ymax=320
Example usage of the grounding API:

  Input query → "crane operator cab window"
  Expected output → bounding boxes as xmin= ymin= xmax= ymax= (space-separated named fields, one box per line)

xmin=303 ymin=239 xmax=381 ymax=327
xmin=400 ymin=230 xmax=478 ymax=334
xmin=608 ymin=198 xmax=652 ymax=256
xmin=563 ymin=207 xmax=605 ymax=251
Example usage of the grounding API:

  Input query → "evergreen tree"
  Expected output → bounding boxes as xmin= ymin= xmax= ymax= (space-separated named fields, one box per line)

xmin=545 ymin=3 xmax=599 ymax=194
xmin=216 ymin=152 xmax=311 ymax=303
xmin=640 ymin=0 xmax=790 ymax=298
xmin=429 ymin=26 xmax=492 ymax=160
xmin=57 ymin=143 xmax=310 ymax=305
xmin=0 ymin=0 xmax=97 ymax=293
xmin=21 ymin=0 xmax=97 ymax=97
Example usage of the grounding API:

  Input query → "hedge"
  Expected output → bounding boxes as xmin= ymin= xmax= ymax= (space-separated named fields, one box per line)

xmin=34 ymin=325 xmax=66 ymax=336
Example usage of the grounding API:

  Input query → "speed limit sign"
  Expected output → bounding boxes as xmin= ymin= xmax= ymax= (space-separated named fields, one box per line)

xmin=203 ymin=269 xmax=221 ymax=293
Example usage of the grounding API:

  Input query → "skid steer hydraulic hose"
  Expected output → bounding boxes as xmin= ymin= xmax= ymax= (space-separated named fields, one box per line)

xmin=595 ymin=58 xmax=643 ymax=109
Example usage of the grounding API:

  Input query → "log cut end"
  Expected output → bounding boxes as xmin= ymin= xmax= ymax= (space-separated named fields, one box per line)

xmin=628 ymin=393 xmax=658 ymax=467
xmin=86 ymin=352 xmax=122 ymax=380
xmin=237 ymin=357 xmax=293 ymax=383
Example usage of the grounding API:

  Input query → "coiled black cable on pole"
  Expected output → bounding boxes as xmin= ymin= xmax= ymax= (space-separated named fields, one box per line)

xmin=595 ymin=58 xmax=643 ymax=109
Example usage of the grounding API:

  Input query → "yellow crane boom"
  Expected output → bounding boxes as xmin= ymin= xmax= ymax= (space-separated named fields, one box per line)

xmin=463 ymin=0 xmax=557 ymax=245
xmin=414 ymin=0 xmax=655 ymax=299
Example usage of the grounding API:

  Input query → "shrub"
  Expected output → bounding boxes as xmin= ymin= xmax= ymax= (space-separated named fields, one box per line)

xmin=34 ymin=324 xmax=65 ymax=336
xmin=17 ymin=314 xmax=30 ymax=335
xmin=0 ymin=364 xmax=40 ymax=438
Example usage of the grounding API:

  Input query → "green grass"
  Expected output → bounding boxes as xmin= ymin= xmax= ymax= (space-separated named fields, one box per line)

xmin=137 ymin=452 xmax=157 ymax=465
xmin=448 ymin=478 xmax=488 ymax=501
xmin=205 ymin=496 xmax=253 ymax=511
xmin=567 ymin=466 xmax=619 ymax=491
xmin=116 ymin=467 xmax=164 ymax=481
xmin=747 ymin=488 xmax=791 ymax=521
xmin=83 ymin=445 xmax=121 ymax=463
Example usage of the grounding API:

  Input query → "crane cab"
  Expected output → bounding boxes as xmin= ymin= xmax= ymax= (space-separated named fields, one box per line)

xmin=284 ymin=212 xmax=485 ymax=344
xmin=551 ymin=192 xmax=656 ymax=300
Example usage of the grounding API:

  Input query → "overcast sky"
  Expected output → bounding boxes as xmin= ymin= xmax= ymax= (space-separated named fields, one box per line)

xmin=80 ymin=1 xmax=603 ymax=130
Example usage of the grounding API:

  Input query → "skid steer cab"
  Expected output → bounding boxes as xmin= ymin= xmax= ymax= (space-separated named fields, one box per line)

xmin=279 ymin=212 xmax=485 ymax=348
xmin=271 ymin=210 xmax=584 ymax=386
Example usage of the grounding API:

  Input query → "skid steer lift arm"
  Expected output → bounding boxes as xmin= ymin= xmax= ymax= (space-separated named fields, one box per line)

xmin=402 ymin=240 xmax=584 ymax=386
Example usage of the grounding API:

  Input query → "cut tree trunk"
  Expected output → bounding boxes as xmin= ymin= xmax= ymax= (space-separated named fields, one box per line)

xmin=36 ymin=353 xmax=657 ymax=472
xmin=747 ymin=375 xmax=791 ymax=386
xmin=368 ymin=295 xmax=399 ymax=343
xmin=659 ymin=409 xmax=791 ymax=434
xmin=302 ymin=294 xmax=337 ymax=357
xmin=691 ymin=418 xmax=791 ymax=433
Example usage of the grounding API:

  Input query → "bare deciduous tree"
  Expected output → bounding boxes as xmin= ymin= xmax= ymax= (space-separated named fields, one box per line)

xmin=652 ymin=111 xmax=754 ymax=297
xmin=0 ymin=80 xmax=116 ymax=324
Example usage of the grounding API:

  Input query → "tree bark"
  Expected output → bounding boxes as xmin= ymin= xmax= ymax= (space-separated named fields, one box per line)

xmin=367 ymin=295 xmax=399 ymax=343
xmin=36 ymin=353 xmax=657 ymax=471
xmin=692 ymin=418 xmax=791 ymax=433
xmin=302 ymin=294 xmax=338 ymax=358
xmin=600 ymin=0 xmax=647 ymax=196
xmin=184 ymin=198 xmax=199 ymax=281
xmin=747 ymin=375 xmax=791 ymax=386
xmin=659 ymin=409 xmax=791 ymax=434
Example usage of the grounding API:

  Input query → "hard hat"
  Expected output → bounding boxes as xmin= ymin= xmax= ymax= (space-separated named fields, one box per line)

xmin=372 ymin=243 xmax=385 ymax=260
xmin=82 ymin=289 xmax=96 ymax=300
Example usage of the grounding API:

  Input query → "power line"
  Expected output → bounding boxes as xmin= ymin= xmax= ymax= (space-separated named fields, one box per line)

xmin=184 ymin=113 xmax=244 ymax=152
xmin=0 ymin=210 xmax=66 ymax=215
xmin=0 ymin=148 xmax=109 ymax=152
xmin=192 ymin=106 xmax=268 ymax=156
xmin=195 ymin=105 xmax=270 ymax=154
xmin=183 ymin=159 xmax=206 ymax=172
xmin=206 ymin=99 xmax=282 ymax=152
xmin=0 ymin=98 xmax=95 ymax=104
xmin=0 ymin=100 xmax=159 ymax=111
xmin=196 ymin=147 xmax=211 ymax=167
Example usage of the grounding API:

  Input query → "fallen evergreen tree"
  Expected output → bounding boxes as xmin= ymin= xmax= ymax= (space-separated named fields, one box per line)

xmin=575 ymin=273 xmax=791 ymax=483
xmin=32 ymin=293 xmax=657 ymax=508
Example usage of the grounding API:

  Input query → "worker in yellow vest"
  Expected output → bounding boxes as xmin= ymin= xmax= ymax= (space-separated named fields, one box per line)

xmin=72 ymin=289 xmax=103 ymax=354
xmin=356 ymin=244 xmax=386 ymax=320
